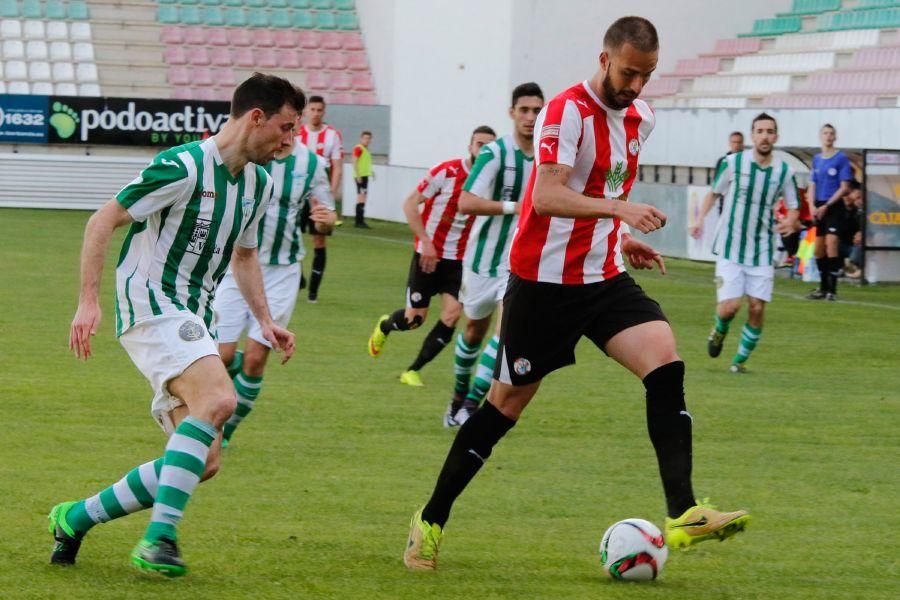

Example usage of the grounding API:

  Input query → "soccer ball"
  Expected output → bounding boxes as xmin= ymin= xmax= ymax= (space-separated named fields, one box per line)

xmin=599 ymin=518 xmax=668 ymax=581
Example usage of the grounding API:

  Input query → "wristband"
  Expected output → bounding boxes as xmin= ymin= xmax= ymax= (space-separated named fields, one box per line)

xmin=502 ymin=201 xmax=516 ymax=215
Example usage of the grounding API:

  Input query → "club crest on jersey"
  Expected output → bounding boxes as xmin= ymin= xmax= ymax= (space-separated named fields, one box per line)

xmin=628 ymin=138 xmax=640 ymax=156
xmin=605 ymin=161 xmax=631 ymax=192
xmin=186 ymin=218 xmax=212 ymax=255
xmin=178 ymin=320 xmax=205 ymax=342
xmin=513 ymin=358 xmax=531 ymax=376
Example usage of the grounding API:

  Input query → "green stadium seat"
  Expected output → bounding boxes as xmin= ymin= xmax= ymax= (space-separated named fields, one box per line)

xmin=247 ymin=7 xmax=269 ymax=27
xmin=312 ymin=0 xmax=334 ymax=9
xmin=293 ymin=9 xmax=314 ymax=27
xmin=225 ymin=7 xmax=247 ymax=26
xmin=749 ymin=16 xmax=802 ymax=36
xmin=290 ymin=0 xmax=311 ymax=8
xmin=223 ymin=0 xmax=243 ymax=6
xmin=44 ymin=0 xmax=66 ymax=19
xmin=336 ymin=11 xmax=358 ymax=29
xmin=180 ymin=0 xmax=200 ymax=5
xmin=857 ymin=0 xmax=900 ymax=7
xmin=180 ymin=5 xmax=203 ymax=25
xmin=271 ymin=9 xmax=292 ymax=27
xmin=158 ymin=5 xmax=180 ymax=23
xmin=203 ymin=6 xmax=225 ymax=26
xmin=270 ymin=0 xmax=289 ymax=8
xmin=316 ymin=10 xmax=337 ymax=29
xmin=0 ymin=0 xmax=18 ymax=18
xmin=200 ymin=0 xmax=223 ymax=6
xmin=158 ymin=0 xmax=179 ymax=4
xmin=334 ymin=0 xmax=355 ymax=10
xmin=245 ymin=0 xmax=266 ymax=7
xmin=67 ymin=1 xmax=90 ymax=19
xmin=22 ymin=0 xmax=42 ymax=19
xmin=786 ymin=0 xmax=840 ymax=15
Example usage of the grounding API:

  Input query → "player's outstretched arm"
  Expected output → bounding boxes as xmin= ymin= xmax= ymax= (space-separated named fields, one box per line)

xmin=70 ymin=199 xmax=133 ymax=360
xmin=532 ymin=163 xmax=666 ymax=234
xmin=690 ymin=190 xmax=718 ymax=240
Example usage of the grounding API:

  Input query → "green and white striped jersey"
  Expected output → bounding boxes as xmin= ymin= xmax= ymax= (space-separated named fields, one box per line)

xmin=463 ymin=134 xmax=534 ymax=277
xmin=258 ymin=142 xmax=333 ymax=266
xmin=114 ymin=138 xmax=272 ymax=337
xmin=711 ymin=151 xmax=800 ymax=267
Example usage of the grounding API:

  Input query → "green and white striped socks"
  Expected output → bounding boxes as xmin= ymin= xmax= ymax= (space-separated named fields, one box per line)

xmin=466 ymin=335 xmax=499 ymax=405
xmin=144 ymin=416 xmax=217 ymax=542
xmin=715 ymin=314 xmax=733 ymax=335
xmin=733 ymin=324 xmax=762 ymax=365
xmin=223 ymin=371 xmax=263 ymax=442
xmin=64 ymin=458 xmax=163 ymax=534
xmin=453 ymin=334 xmax=481 ymax=395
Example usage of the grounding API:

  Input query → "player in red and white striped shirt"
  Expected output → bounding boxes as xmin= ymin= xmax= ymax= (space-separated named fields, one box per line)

xmin=296 ymin=96 xmax=344 ymax=303
xmin=367 ymin=126 xmax=497 ymax=387
xmin=405 ymin=18 xmax=749 ymax=572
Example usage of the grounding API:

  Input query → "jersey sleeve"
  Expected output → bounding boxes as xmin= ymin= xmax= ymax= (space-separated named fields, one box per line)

xmin=236 ymin=169 xmax=273 ymax=249
xmin=417 ymin=163 xmax=447 ymax=199
xmin=352 ymin=145 xmax=362 ymax=158
xmin=463 ymin=144 xmax=501 ymax=198
xmin=310 ymin=157 xmax=335 ymax=210
xmin=329 ymin=129 xmax=344 ymax=161
xmin=712 ymin=154 xmax=732 ymax=196
xmin=537 ymin=98 xmax=581 ymax=167
xmin=839 ymin=153 xmax=853 ymax=182
xmin=781 ymin=165 xmax=800 ymax=210
xmin=116 ymin=151 xmax=193 ymax=222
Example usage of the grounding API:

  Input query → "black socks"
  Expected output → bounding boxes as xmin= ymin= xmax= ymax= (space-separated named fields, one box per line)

xmin=309 ymin=247 xmax=326 ymax=297
xmin=408 ymin=321 xmax=454 ymax=372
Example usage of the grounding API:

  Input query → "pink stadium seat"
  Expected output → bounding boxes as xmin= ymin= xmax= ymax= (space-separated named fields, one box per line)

xmin=233 ymin=47 xmax=255 ymax=67
xmin=187 ymin=47 xmax=211 ymax=66
xmin=193 ymin=67 xmax=215 ymax=87
xmin=172 ymin=86 xmax=193 ymax=100
xmin=160 ymin=25 xmax=185 ymax=44
xmin=229 ymin=28 xmax=253 ymax=47
xmin=640 ymin=77 xmax=679 ymax=97
xmin=356 ymin=92 xmax=378 ymax=105
xmin=323 ymin=51 xmax=347 ymax=70
xmin=710 ymin=38 xmax=761 ymax=57
xmin=340 ymin=31 xmax=364 ymax=51
xmin=254 ymin=29 xmax=276 ymax=48
xmin=329 ymin=92 xmax=353 ymax=104
xmin=852 ymin=47 xmax=900 ymax=70
xmin=321 ymin=31 xmax=342 ymax=50
xmin=673 ymin=57 xmax=718 ymax=76
xmin=193 ymin=87 xmax=216 ymax=101
xmin=254 ymin=48 xmax=278 ymax=68
xmin=215 ymin=87 xmax=233 ymax=101
xmin=804 ymin=70 xmax=900 ymax=94
xmin=164 ymin=46 xmax=188 ymax=65
xmin=306 ymin=71 xmax=330 ymax=90
xmin=331 ymin=71 xmax=353 ymax=91
xmin=764 ymin=95 xmax=879 ymax=109
xmin=346 ymin=51 xmax=367 ymax=70
xmin=338 ymin=71 xmax=359 ymax=91
xmin=208 ymin=28 xmax=229 ymax=46
xmin=210 ymin=47 xmax=232 ymax=67
xmin=168 ymin=66 xmax=191 ymax=86
xmin=184 ymin=26 xmax=206 ymax=45
xmin=279 ymin=50 xmax=301 ymax=69
xmin=298 ymin=31 xmax=321 ymax=49
xmin=212 ymin=67 xmax=236 ymax=87
xmin=301 ymin=50 xmax=324 ymax=69
xmin=274 ymin=30 xmax=297 ymax=48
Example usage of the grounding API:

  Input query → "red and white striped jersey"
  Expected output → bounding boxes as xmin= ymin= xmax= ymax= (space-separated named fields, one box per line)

xmin=415 ymin=157 xmax=474 ymax=260
xmin=297 ymin=124 xmax=344 ymax=163
xmin=510 ymin=80 xmax=655 ymax=285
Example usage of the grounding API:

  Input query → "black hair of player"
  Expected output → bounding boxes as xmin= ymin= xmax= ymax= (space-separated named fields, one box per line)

xmin=471 ymin=125 xmax=496 ymax=142
xmin=231 ymin=72 xmax=306 ymax=118
xmin=730 ymin=131 xmax=744 ymax=139
xmin=751 ymin=112 xmax=778 ymax=133
xmin=511 ymin=83 xmax=544 ymax=108
xmin=847 ymin=179 xmax=861 ymax=191
xmin=308 ymin=95 xmax=326 ymax=106
xmin=604 ymin=16 xmax=659 ymax=53
xmin=361 ymin=130 xmax=372 ymax=137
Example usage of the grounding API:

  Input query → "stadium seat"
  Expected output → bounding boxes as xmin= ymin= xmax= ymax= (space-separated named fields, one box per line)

xmin=858 ymin=0 xmax=900 ymax=7
xmin=164 ymin=46 xmax=188 ymax=65
xmin=158 ymin=0 xmax=179 ymax=3
xmin=356 ymin=92 xmax=377 ymax=105
xmin=320 ymin=31 xmax=342 ymax=49
xmin=222 ymin=0 xmax=243 ymax=4
xmin=214 ymin=87 xmax=233 ymax=101
xmin=783 ymin=0 xmax=840 ymax=15
xmin=764 ymin=94 xmax=880 ymax=108
xmin=332 ymin=71 xmax=352 ymax=90
xmin=52 ymin=61 xmax=75 ymax=81
xmin=271 ymin=10 xmax=293 ymax=28
xmin=710 ymin=38 xmax=761 ymax=56
xmin=208 ymin=27 xmax=229 ymax=45
xmin=25 ymin=40 xmax=48 ymax=60
xmin=158 ymin=5 xmax=180 ymax=24
xmin=300 ymin=50 xmax=324 ymax=69
xmin=8 ymin=81 xmax=30 ymax=94
xmin=1 ymin=19 xmax=21 ymax=38
xmin=245 ymin=0 xmax=266 ymax=6
xmin=47 ymin=21 xmax=68 ymax=40
xmin=181 ymin=0 xmax=200 ymax=4
xmin=293 ymin=10 xmax=314 ymax=28
xmin=172 ymin=86 xmax=193 ymax=99
xmin=180 ymin=6 xmax=203 ymax=25
xmin=68 ymin=0 xmax=90 ymax=19
xmin=731 ymin=52 xmax=835 ymax=74
xmin=279 ymin=49 xmax=301 ymax=68
xmin=773 ymin=29 xmax=880 ymax=52
xmin=78 ymin=83 xmax=101 ymax=96
xmin=23 ymin=20 xmax=45 ymax=39
xmin=213 ymin=67 xmax=236 ymax=86
xmin=161 ymin=25 xmax=185 ymax=44
xmin=168 ymin=66 xmax=192 ymax=86
xmin=233 ymin=47 xmax=255 ymax=67
xmin=22 ymin=0 xmax=42 ymax=19
xmin=275 ymin=30 xmax=298 ymax=48
xmin=329 ymin=92 xmax=353 ymax=103
xmin=210 ymin=47 xmax=232 ymax=66
xmin=187 ymin=47 xmax=211 ymax=66
xmin=640 ymin=78 xmax=679 ymax=97
xmin=334 ymin=0 xmax=355 ymax=10
xmin=746 ymin=17 xmax=802 ymax=36
xmin=254 ymin=48 xmax=278 ymax=68
xmin=247 ymin=8 xmax=269 ymax=27
xmin=193 ymin=66 xmax=215 ymax=86
xmin=673 ymin=57 xmax=719 ymax=76
xmin=32 ymin=81 xmax=53 ymax=94
xmin=184 ymin=26 xmax=206 ymax=45
xmin=305 ymin=71 xmax=329 ymax=90
xmin=270 ymin=0 xmax=289 ymax=7
xmin=4 ymin=60 xmax=28 ymax=81
xmin=224 ymin=7 xmax=247 ymax=26
xmin=852 ymin=46 xmax=900 ymax=69
xmin=323 ymin=51 xmax=347 ymax=70
xmin=203 ymin=6 xmax=225 ymax=26
xmin=346 ymin=51 xmax=368 ymax=70
xmin=228 ymin=27 xmax=252 ymax=46
xmin=55 ymin=81 xmax=77 ymax=95
xmin=339 ymin=31 xmax=363 ymax=50
xmin=255 ymin=29 xmax=276 ymax=47
xmin=312 ymin=0 xmax=334 ymax=9
xmin=0 ymin=0 xmax=19 ymax=18
xmin=70 ymin=22 xmax=91 ymax=41
xmin=193 ymin=87 xmax=216 ymax=101
xmin=336 ymin=12 xmax=358 ymax=29
xmin=316 ymin=11 xmax=337 ymax=29
xmin=3 ymin=40 xmax=25 ymax=59
xmin=290 ymin=0 xmax=312 ymax=8
xmin=29 ymin=61 xmax=51 ymax=81
xmin=49 ymin=41 xmax=73 ymax=61
xmin=200 ymin=0 xmax=223 ymax=4
xmin=75 ymin=62 xmax=97 ymax=82
xmin=298 ymin=30 xmax=321 ymax=48
xmin=45 ymin=0 xmax=66 ymax=20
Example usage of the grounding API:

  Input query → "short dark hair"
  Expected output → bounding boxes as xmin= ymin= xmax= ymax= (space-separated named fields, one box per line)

xmin=471 ymin=125 xmax=496 ymax=142
xmin=361 ymin=130 xmax=372 ymax=137
xmin=511 ymin=82 xmax=543 ymax=107
xmin=730 ymin=131 xmax=744 ymax=139
xmin=847 ymin=179 xmax=861 ymax=191
xmin=752 ymin=112 xmax=778 ymax=132
xmin=308 ymin=95 xmax=326 ymax=106
xmin=821 ymin=123 xmax=836 ymax=132
xmin=604 ymin=16 xmax=659 ymax=53
xmin=231 ymin=72 xmax=305 ymax=118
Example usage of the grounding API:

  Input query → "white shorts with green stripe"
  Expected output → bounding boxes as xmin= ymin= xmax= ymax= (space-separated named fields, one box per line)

xmin=461 ymin=270 xmax=508 ymax=320
xmin=119 ymin=312 xmax=219 ymax=433
xmin=715 ymin=259 xmax=774 ymax=303
xmin=213 ymin=263 xmax=301 ymax=347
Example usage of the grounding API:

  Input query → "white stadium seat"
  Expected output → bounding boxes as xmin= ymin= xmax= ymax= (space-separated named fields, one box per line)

xmin=26 ymin=40 xmax=49 ymax=60
xmin=75 ymin=62 xmax=98 ymax=82
xmin=55 ymin=82 xmax=78 ymax=95
xmin=50 ymin=41 xmax=72 ymax=61
xmin=31 ymin=81 xmax=54 ymax=94
xmin=29 ymin=61 xmax=52 ymax=81
xmin=78 ymin=83 xmax=101 ymax=96
xmin=1 ymin=19 xmax=22 ymax=39
xmin=0 ymin=81 xmax=5 ymax=94
xmin=5 ymin=60 xmax=28 ymax=80
xmin=47 ymin=21 xmax=69 ymax=41
xmin=23 ymin=20 xmax=45 ymax=40
xmin=73 ymin=42 xmax=94 ymax=62
xmin=731 ymin=52 xmax=835 ymax=74
xmin=52 ymin=61 xmax=75 ymax=81
xmin=3 ymin=40 xmax=26 ymax=60
xmin=70 ymin=22 xmax=92 ymax=41
xmin=8 ymin=81 xmax=30 ymax=94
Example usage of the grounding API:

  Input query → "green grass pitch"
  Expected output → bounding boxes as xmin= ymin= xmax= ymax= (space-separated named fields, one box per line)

xmin=1 ymin=208 xmax=898 ymax=599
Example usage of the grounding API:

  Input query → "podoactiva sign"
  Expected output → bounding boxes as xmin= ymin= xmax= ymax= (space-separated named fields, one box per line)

xmin=47 ymin=96 xmax=231 ymax=146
